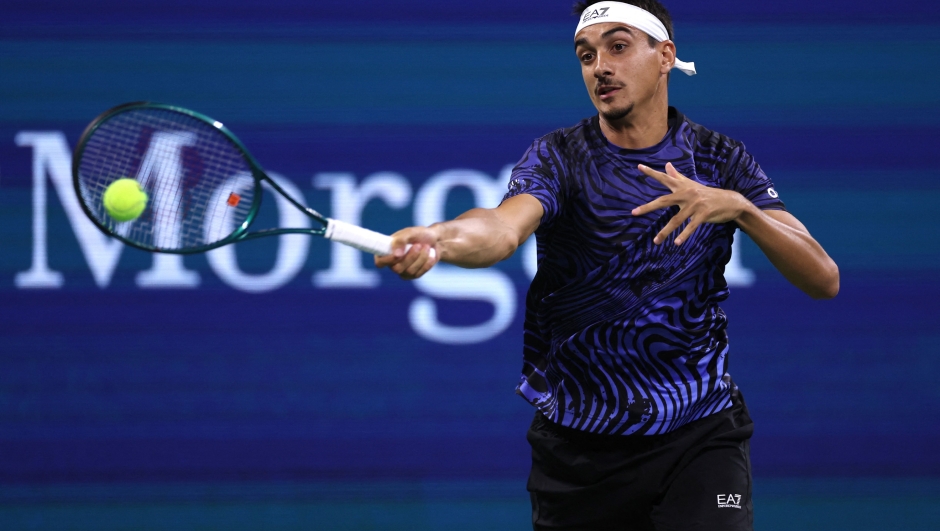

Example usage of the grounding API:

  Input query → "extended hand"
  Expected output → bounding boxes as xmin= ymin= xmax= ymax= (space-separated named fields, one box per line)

xmin=632 ymin=163 xmax=751 ymax=245
xmin=374 ymin=226 xmax=440 ymax=280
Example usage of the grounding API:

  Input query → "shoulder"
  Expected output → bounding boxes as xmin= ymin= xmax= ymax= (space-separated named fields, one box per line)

xmin=530 ymin=117 xmax=597 ymax=159
xmin=507 ymin=118 xmax=597 ymax=220
xmin=681 ymin=113 xmax=746 ymax=161
xmin=677 ymin=111 xmax=756 ymax=179
xmin=513 ymin=117 xmax=597 ymax=182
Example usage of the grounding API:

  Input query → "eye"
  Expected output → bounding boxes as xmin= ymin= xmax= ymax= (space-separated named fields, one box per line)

xmin=613 ymin=43 xmax=627 ymax=52
xmin=580 ymin=53 xmax=594 ymax=63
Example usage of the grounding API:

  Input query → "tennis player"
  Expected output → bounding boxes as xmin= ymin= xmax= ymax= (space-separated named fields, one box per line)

xmin=376 ymin=1 xmax=839 ymax=529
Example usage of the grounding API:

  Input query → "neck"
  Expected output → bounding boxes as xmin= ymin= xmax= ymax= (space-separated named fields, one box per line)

xmin=598 ymin=91 xmax=669 ymax=150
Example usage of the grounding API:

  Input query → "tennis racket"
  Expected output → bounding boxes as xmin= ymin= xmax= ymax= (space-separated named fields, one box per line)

xmin=72 ymin=101 xmax=423 ymax=257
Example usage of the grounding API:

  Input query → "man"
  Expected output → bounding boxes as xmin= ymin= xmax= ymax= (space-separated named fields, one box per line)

xmin=376 ymin=1 xmax=839 ymax=529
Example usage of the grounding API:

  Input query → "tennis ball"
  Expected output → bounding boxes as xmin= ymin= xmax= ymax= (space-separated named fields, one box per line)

xmin=103 ymin=178 xmax=148 ymax=222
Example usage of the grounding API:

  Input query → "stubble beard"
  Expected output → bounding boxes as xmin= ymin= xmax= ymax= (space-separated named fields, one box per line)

xmin=600 ymin=102 xmax=634 ymax=123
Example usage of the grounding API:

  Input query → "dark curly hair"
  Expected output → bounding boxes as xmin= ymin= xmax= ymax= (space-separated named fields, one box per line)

xmin=572 ymin=1 xmax=674 ymax=46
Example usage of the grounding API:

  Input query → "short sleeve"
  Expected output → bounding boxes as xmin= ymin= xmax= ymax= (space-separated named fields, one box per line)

xmin=502 ymin=137 xmax=566 ymax=226
xmin=726 ymin=145 xmax=786 ymax=211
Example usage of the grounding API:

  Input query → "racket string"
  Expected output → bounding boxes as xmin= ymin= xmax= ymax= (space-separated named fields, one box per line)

xmin=78 ymin=108 xmax=256 ymax=251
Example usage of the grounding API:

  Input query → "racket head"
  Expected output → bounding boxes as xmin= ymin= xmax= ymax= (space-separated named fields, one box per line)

xmin=72 ymin=102 xmax=265 ymax=253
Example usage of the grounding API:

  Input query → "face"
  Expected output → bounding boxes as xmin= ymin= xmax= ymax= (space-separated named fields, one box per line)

xmin=574 ymin=23 xmax=672 ymax=122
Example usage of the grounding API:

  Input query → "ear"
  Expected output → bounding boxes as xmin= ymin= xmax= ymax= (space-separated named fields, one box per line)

xmin=659 ymin=41 xmax=676 ymax=75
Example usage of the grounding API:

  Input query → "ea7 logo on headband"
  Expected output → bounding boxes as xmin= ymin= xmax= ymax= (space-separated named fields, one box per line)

xmin=582 ymin=7 xmax=610 ymax=22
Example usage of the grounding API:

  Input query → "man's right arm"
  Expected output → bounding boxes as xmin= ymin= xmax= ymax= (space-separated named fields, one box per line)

xmin=374 ymin=193 xmax=544 ymax=280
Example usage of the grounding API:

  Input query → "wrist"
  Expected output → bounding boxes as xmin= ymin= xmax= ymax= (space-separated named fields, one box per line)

xmin=428 ymin=222 xmax=447 ymax=244
xmin=733 ymin=196 xmax=761 ymax=229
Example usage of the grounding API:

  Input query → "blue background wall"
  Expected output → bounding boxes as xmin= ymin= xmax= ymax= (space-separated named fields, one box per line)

xmin=1 ymin=1 xmax=939 ymax=529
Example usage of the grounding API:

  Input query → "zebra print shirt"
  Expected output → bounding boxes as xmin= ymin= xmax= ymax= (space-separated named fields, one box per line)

xmin=505 ymin=107 xmax=786 ymax=436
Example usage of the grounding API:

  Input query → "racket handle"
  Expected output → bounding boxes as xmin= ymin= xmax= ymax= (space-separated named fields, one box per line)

xmin=324 ymin=219 xmax=436 ymax=259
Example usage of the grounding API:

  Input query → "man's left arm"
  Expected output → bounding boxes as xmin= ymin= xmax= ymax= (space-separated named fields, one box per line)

xmin=632 ymin=163 xmax=839 ymax=300
xmin=733 ymin=207 xmax=839 ymax=299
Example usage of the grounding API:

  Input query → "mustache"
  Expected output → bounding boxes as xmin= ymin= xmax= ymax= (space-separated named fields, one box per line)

xmin=595 ymin=77 xmax=624 ymax=93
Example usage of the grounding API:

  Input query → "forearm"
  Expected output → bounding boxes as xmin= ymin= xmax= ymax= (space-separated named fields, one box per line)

xmin=735 ymin=203 xmax=839 ymax=299
xmin=430 ymin=208 xmax=522 ymax=268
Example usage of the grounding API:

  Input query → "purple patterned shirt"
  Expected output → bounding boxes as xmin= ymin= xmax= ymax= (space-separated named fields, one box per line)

xmin=504 ymin=108 xmax=785 ymax=436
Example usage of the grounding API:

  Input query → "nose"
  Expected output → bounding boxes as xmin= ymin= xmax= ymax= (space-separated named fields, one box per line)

xmin=593 ymin=52 xmax=614 ymax=79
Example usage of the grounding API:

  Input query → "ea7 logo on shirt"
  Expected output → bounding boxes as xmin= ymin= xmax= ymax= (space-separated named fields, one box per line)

xmin=582 ymin=7 xmax=610 ymax=22
xmin=717 ymin=494 xmax=742 ymax=509
xmin=767 ymin=187 xmax=779 ymax=199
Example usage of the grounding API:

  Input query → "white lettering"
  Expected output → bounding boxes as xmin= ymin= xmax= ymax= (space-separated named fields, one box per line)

xmin=410 ymin=169 xmax=516 ymax=344
xmin=135 ymin=131 xmax=196 ymax=250
xmin=132 ymin=131 xmax=204 ymax=288
xmin=716 ymin=494 xmax=742 ymax=508
xmin=313 ymin=172 xmax=412 ymax=288
xmin=205 ymin=173 xmax=310 ymax=293
xmin=15 ymin=132 xmax=122 ymax=288
xmin=9 ymin=131 xmax=757 ymax=343
xmin=14 ymin=131 xmax=201 ymax=289
xmin=125 ymin=131 xmax=202 ymax=288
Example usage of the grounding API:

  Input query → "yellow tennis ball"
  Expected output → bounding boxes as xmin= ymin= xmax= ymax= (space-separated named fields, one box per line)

xmin=103 ymin=178 xmax=148 ymax=222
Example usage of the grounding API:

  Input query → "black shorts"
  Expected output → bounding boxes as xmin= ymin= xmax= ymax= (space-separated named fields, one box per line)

xmin=527 ymin=392 xmax=754 ymax=531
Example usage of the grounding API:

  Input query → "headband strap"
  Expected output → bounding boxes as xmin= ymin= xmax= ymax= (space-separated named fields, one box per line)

xmin=575 ymin=2 xmax=696 ymax=76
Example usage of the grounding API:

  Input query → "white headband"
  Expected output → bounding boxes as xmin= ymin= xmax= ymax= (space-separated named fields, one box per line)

xmin=575 ymin=1 xmax=696 ymax=76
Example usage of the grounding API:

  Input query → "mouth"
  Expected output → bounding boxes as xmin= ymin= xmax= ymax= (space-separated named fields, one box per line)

xmin=596 ymin=85 xmax=622 ymax=101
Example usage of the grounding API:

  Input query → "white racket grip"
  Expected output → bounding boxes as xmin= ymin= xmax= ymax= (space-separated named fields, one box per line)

xmin=324 ymin=219 xmax=436 ymax=259
xmin=325 ymin=219 xmax=394 ymax=255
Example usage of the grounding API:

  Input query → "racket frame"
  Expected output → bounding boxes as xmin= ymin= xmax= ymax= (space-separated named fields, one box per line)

xmin=72 ymin=101 xmax=332 ymax=254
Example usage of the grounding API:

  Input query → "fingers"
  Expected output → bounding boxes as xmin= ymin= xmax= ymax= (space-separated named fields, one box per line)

xmin=638 ymin=162 xmax=690 ymax=188
xmin=391 ymin=243 xmax=438 ymax=280
xmin=664 ymin=162 xmax=686 ymax=180
xmin=634 ymin=162 xmax=695 ymax=216
xmin=374 ymin=240 xmax=401 ymax=268
xmin=674 ymin=217 xmax=702 ymax=246
xmin=637 ymin=162 xmax=703 ymax=245
xmin=374 ymin=226 xmax=439 ymax=274
xmin=372 ymin=226 xmax=440 ymax=279
xmin=637 ymin=164 xmax=671 ymax=187
xmin=654 ymin=209 xmax=691 ymax=245
xmin=374 ymin=235 xmax=407 ymax=268
xmin=374 ymin=253 xmax=396 ymax=268
xmin=632 ymin=195 xmax=677 ymax=217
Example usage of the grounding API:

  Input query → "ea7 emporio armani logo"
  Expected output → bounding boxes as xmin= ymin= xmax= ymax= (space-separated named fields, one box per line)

xmin=582 ymin=7 xmax=610 ymax=22
xmin=717 ymin=494 xmax=742 ymax=509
